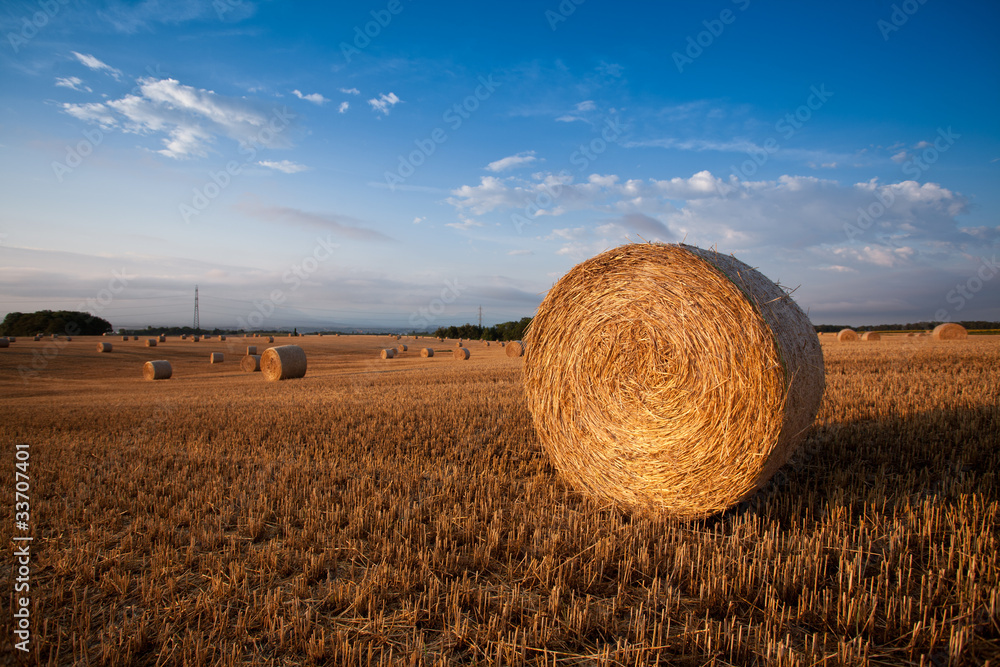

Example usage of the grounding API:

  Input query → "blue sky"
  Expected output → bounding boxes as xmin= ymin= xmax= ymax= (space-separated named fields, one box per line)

xmin=1 ymin=0 xmax=998 ymax=330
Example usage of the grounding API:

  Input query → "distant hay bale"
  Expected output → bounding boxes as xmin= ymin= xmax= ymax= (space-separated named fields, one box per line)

xmin=932 ymin=323 xmax=968 ymax=340
xmin=506 ymin=341 xmax=525 ymax=357
xmin=267 ymin=336 xmax=274 ymax=343
xmin=395 ymin=335 xmax=401 ymax=340
xmin=420 ymin=348 xmax=434 ymax=357
xmin=247 ymin=345 xmax=257 ymax=355
xmin=522 ymin=242 xmax=825 ymax=520
xmin=453 ymin=347 xmax=470 ymax=360
xmin=181 ymin=334 xmax=187 ymax=340
xmin=261 ymin=345 xmax=307 ymax=381
xmin=500 ymin=342 xmax=505 ymax=348
xmin=398 ymin=344 xmax=408 ymax=352
xmin=122 ymin=335 xmax=129 ymax=341
xmin=380 ymin=348 xmax=395 ymax=359
xmin=158 ymin=335 xmax=166 ymax=342
xmin=96 ymin=342 xmax=112 ymax=353
xmin=906 ymin=332 xmax=917 ymax=338
xmin=210 ymin=352 xmax=224 ymax=363
xmin=66 ymin=337 xmax=72 ymax=341
xmin=192 ymin=335 xmax=200 ymax=342
xmin=132 ymin=336 xmax=138 ymax=341
xmin=457 ymin=340 xmax=463 ymax=347
xmin=34 ymin=335 xmax=41 ymax=341
xmin=219 ymin=335 xmax=226 ymax=341
xmin=145 ymin=339 xmax=157 ymax=347
xmin=918 ymin=333 xmax=930 ymax=338
xmin=241 ymin=354 xmax=261 ymax=372
xmin=837 ymin=329 xmax=858 ymax=342
xmin=485 ymin=341 xmax=490 ymax=347
xmin=143 ymin=360 xmax=172 ymax=381
xmin=861 ymin=332 xmax=881 ymax=341
xmin=8 ymin=337 xmax=15 ymax=343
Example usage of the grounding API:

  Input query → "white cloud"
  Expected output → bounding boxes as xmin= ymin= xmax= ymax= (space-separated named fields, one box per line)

xmin=368 ymin=92 xmax=400 ymax=115
xmin=575 ymin=100 xmax=596 ymax=112
xmin=891 ymin=150 xmax=909 ymax=164
xmin=446 ymin=214 xmax=484 ymax=230
xmin=60 ymin=77 xmax=295 ymax=159
xmin=292 ymin=90 xmax=328 ymax=105
xmin=55 ymin=76 xmax=91 ymax=93
xmin=258 ymin=160 xmax=308 ymax=174
xmin=338 ymin=101 xmax=349 ymax=113
xmin=71 ymin=52 xmax=122 ymax=80
xmin=556 ymin=114 xmax=585 ymax=123
xmin=412 ymin=216 xmax=425 ymax=224
xmin=340 ymin=87 xmax=360 ymax=95
xmin=507 ymin=249 xmax=533 ymax=256
xmin=486 ymin=151 xmax=537 ymax=172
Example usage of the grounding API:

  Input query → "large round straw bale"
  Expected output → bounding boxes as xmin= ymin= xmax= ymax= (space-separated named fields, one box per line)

xmin=261 ymin=345 xmax=307 ymax=381
xmin=522 ymin=243 xmax=825 ymax=519
xmin=454 ymin=347 xmax=470 ymax=360
xmin=380 ymin=348 xmax=395 ymax=359
xmin=241 ymin=354 xmax=261 ymax=372
xmin=97 ymin=342 xmax=112 ymax=353
xmin=143 ymin=360 xmax=172 ymax=381
xmin=398 ymin=344 xmax=408 ymax=352
xmin=420 ymin=348 xmax=434 ymax=357
xmin=861 ymin=331 xmax=880 ymax=341
xmin=506 ymin=340 xmax=525 ymax=357
xmin=145 ymin=338 xmax=157 ymax=347
xmin=837 ymin=329 xmax=858 ymax=342
xmin=932 ymin=323 xmax=967 ymax=340
xmin=247 ymin=345 xmax=257 ymax=355
xmin=0 ymin=338 xmax=8 ymax=348
xmin=210 ymin=352 xmax=224 ymax=363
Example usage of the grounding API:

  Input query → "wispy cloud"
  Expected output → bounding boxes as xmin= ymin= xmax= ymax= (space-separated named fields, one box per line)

xmin=292 ymin=89 xmax=328 ymax=105
xmin=60 ymin=77 xmax=295 ymax=159
xmin=258 ymin=160 xmax=308 ymax=174
xmin=340 ymin=87 xmax=360 ymax=95
xmin=71 ymin=52 xmax=122 ymax=80
xmin=445 ymin=214 xmax=484 ymax=231
xmin=368 ymin=92 xmax=400 ymax=115
xmin=486 ymin=151 xmax=537 ymax=172
xmin=338 ymin=101 xmax=349 ymax=114
xmin=234 ymin=200 xmax=394 ymax=242
xmin=55 ymin=76 xmax=91 ymax=93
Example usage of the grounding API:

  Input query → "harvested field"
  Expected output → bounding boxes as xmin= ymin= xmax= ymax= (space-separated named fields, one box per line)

xmin=0 ymin=334 xmax=997 ymax=665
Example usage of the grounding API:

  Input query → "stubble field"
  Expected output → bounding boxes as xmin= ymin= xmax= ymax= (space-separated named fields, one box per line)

xmin=1 ymin=333 xmax=998 ymax=665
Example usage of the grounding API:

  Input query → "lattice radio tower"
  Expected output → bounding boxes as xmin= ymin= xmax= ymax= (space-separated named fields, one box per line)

xmin=193 ymin=285 xmax=200 ymax=331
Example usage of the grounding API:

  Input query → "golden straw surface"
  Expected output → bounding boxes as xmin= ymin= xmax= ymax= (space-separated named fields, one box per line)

xmin=523 ymin=243 xmax=825 ymax=519
xmin=932 ymin=323 xmax=967 ymax=340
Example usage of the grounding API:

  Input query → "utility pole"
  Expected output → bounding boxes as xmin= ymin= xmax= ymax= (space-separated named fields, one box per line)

xmin=193 ymin=285 xmax=200 ymax=332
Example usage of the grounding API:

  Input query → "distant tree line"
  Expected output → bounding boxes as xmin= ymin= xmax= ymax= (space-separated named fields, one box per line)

xmin=814 ymin=321 xmax=999 ymax=332
xmin=0 ymin=310 xmax=112 ymax=336
xmin=430 ymin=317 xmax=533 ymax=341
